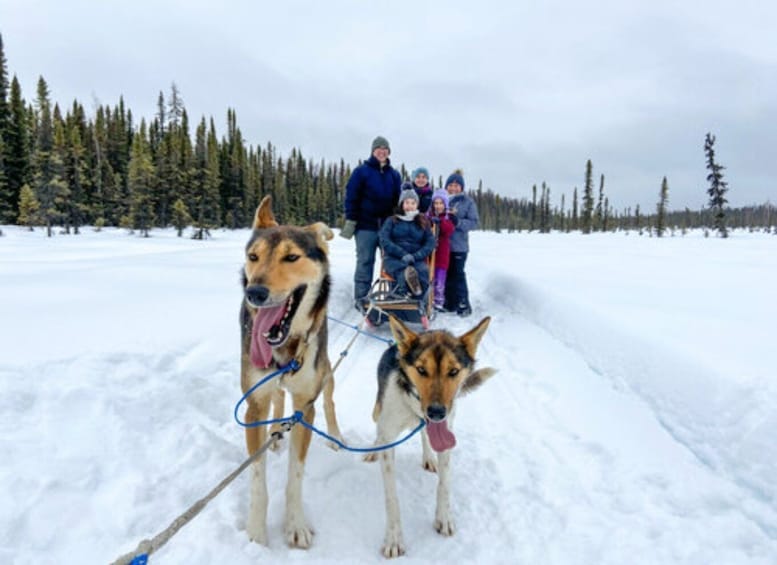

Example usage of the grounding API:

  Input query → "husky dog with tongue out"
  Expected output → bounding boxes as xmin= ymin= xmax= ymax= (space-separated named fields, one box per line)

xmin=370 ymin=314 xmax=496 ymax=558
xmin=240 ymin=195 xmax=343 ymax=549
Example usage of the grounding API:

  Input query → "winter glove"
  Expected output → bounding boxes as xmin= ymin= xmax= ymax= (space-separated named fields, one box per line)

xmin=340 ymin=220 xmax=357 ymax=239
xmin=431 ymin=216 xmax=440 ymax=224
xmin=402 ymin=253 xmax=415 ymax=265
xmin=449 ymin=213 xmax=459 ymax=226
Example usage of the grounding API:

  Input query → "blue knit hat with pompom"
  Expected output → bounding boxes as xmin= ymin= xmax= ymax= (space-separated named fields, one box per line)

xmin=445 ymin=169 xmax=465 ymax=191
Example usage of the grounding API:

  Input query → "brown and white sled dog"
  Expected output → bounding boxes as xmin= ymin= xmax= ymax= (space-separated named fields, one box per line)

xmin=240 ymin=195 xmax=343 ymax=548
xmin=370 ymin=315 xmax=496 ymax=558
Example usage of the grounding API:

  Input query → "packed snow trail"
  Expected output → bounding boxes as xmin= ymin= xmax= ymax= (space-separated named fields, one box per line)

xmin=1 ymin=227 xmax=775 ymax=564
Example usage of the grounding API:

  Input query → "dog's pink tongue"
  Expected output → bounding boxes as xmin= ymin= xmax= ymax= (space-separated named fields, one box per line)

xmin=426 ymin=420 xmax=456 ymax=452
xmin=250 ymin=304 xmax=286 ymax=368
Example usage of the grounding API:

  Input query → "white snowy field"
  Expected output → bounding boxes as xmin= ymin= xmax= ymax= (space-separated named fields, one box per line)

xmin=1 ymin=224 xmax=776 ymax=565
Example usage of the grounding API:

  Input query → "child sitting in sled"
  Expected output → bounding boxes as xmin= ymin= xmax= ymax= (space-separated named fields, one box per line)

xmin=379 ymin=188 xmax=436 ymax=298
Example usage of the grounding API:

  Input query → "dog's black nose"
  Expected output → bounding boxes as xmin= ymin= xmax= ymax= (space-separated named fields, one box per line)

xmin=245 ymin=285 xmax=269 ymax=305
xmin=426 ymin=404 xmax=447 ymax=422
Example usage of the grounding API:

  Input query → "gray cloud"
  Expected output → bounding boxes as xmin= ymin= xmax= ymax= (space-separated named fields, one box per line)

xmin=3 ymin=0 xmax=775 ymax=210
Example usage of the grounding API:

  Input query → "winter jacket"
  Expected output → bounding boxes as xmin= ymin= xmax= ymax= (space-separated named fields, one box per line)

xmin=344 ymin=156 xmax=402 ymax=231
xmin=428 ymin=212 xmax=455 ymax=270
xmin=448 ymin=193 xmax=479 ymax=253
xmin=414 ymin=184 xmax=433 ymax=214
xmin=379 ymin=215 xmax=436 ymax=277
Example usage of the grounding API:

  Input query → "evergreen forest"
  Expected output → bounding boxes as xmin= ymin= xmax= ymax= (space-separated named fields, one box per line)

xmin=0 ymin=34 xmax=773 ymax=238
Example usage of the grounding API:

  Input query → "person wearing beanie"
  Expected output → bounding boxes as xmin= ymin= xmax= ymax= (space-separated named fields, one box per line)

xmin=445 ymin=171 xmax=465 ymax=191
xmin=443 ymin=169 xmax=479 ymax=317
xmin=342 ymin=135 xmax=402 ymax=312
xmin=426 ymin=188 xmax=457 ymax=311
xmin=379 ymin=188 xmax=436 ymax=299
xmin=411 ymin=166 xmax=433 ymax=213
xmin=371 ymin=135 xmax=390 ymax=153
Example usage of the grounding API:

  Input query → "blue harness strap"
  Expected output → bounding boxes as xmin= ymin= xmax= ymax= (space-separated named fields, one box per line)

xmin=292 ymin=410 xmax=426 ymax=453
xmin=233 ymin=360 xmax=300 ymax=428
xmin=234 ymin=359 xmax=425 ymax=453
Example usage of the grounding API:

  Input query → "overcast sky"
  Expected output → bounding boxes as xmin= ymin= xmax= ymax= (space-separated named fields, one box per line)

xmin=2 ymin=0 xmax=775 ymax=210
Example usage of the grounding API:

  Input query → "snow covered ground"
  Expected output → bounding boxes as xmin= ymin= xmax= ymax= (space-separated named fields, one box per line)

xmin=1 ymin=224 xmax=775 ymax=564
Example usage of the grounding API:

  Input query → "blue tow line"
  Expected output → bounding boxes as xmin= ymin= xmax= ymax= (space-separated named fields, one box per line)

xmin=234 ymin=360 xmax=425 ymax=453
xmin=327 ymin=314 xmax=395 ymax=345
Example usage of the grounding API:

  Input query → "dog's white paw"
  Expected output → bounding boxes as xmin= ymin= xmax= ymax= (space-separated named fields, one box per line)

xmin=246 ymin=517 xmax=268 ymax=546
xmin=422 ymin=455 xmax=437 ymax=473
xmin=285 ymin=518 xmax=314 ymax=549
xmin=434 ymin=515 xmax=456 ymax=537
xmin=381 ymin=533 xmax=406 ymax=558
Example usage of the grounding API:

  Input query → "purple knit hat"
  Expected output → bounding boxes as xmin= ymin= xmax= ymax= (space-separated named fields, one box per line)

xmin=431 ymin=189 xmax=449 ymax=208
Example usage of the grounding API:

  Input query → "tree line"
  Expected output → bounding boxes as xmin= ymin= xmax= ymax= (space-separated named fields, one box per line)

xmin=0 ymin=34 xmax=772 ymax=238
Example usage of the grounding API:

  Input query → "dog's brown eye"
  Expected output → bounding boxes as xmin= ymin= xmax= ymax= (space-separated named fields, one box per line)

xmin=284 ymin=254 xmax=300 ymax=262
xmin=248 ymin=253 xmax=258 ymax=262
xmin=448 ymin=368 xmax=459 ymax=378
xmin=416 ymin=366 xmax=427 ymax=376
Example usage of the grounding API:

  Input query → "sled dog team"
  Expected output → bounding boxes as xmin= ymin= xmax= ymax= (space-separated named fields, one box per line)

xmin=240 ymin=196 xmax=496 ymax=557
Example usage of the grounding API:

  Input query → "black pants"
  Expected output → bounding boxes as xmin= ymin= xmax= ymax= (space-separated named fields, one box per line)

xmin=444 ymin=252 xmax=470 ymax=310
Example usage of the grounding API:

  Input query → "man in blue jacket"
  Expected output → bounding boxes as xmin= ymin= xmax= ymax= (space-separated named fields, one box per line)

xmin=340 ymin=136 xmax=402 ymax=311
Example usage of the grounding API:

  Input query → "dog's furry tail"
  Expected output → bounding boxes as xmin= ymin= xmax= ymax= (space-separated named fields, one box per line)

xmin=459 ymin=367 xmax=498 ymax=397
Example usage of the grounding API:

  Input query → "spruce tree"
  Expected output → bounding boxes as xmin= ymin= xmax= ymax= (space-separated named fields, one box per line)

xmin=582 ymin=160 xmax=594 ymax=234
xmin=171 ymin=197 xmax=192 ymax=236
xmin=32 ymin=77 xmax=68 ymax=236
xmin=156 ymin=91 xmax=166 ymax=135
xmin=0 ymin=34 xmax=8 ymax=131
xmin=594 ymin=174 xmax=605 ymax=231
xmin=559 ymin=193 xmax=566 ymax=232
xmin=4 ymin=76 xmax=29 ymax=222
xmin=17 ymin=183 xmax=39 ymax=229
xmin=155 ymin=123 xmax=177 ymax=227
xmin=127 ymin=120 xmax=156 ymax=236
xmin=91 ymin=106 xmax=117 ymax=225
xmin=571 ymin=187 xmax=579 ymax=231
xmin=541 ymin=182 xmax=551 ymax=233
xmin=191 ymin=117 xmax=221 ymax=239
xmin=222 ymin=109 xmax=246 ymax=227
xmin=656 ymin=176 xmax=669 ymax=237
xmin=0 ymin=34 xmax=10 ymax=222
xmin=106 ymin=99 xmax=131 ymax=222
xmin=634 ymin=204 xmax=642 ymax=234
xmin=0 ymin=132 xmax=7 ymax=219
xmin=178 ymin=109 xmax=194 ymax=213
xmin=704 ymin=132 xmax=729 ymax=238
xmin=50 ymin=114 xmax=72 ymax=232
xmin=168 ymin=83 xmax=184 ymax=130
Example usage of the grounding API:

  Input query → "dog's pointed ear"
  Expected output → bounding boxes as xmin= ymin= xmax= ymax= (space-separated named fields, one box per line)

xmin=459 ymin=316 xmax=491 ymax=360
xmin=305 ymin=222 xmax=334 ymax=243
xmin=253 ymin=195 xmax=278 ymax=229
xmin=459 ymin=367 xmax=497 ymax=397
xmin=388 ymin=315 xmax=417 ymax=355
